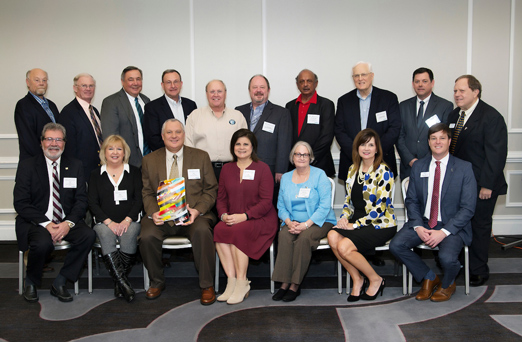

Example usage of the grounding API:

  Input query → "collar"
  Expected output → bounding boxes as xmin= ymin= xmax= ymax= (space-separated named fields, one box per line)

xmin=296 ymin=91 xmax=318 ymax=105
xmin=461 ymin=98 xmax=480 ymax=115
xmin=45 ymin=155 xmax=61 ymax=167
xmin=166 ymin=146 xmax=184 ymax=160
xmin=356 ymin=87 xmax=373 ymax=100
xmin=100 ymin=163 xmax=130 ymax=175
xmin=76 ymin=96 xmax=91 ymax=112
xmin=431 ymin=153 xmax=450 ymax=167
xmin=250 ymin=100 xmax=268 ymax=112
xmin=30 ymin=92 xmax=48 ymax=105
xmin=417 ymin=93 xmax=432 ymax=104
xmin=164 ymin=94 xmax=182 ymax=105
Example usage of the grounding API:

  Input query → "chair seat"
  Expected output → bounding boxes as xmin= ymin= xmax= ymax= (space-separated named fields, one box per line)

xmin=161 ymin=237 xmax=192 ymax=247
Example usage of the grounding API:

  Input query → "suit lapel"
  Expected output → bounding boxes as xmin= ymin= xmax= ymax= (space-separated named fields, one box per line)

xmin=441 ymin=156 xmax=455 ymax=201
xmin=253 ymin=102 xmax=272 ymax=134
xmin=37 ymin=155 xmax=51 ymax=204
xmin=421 ymin=159 xmax=430 ymax=209
xmin=74 ymin=99 xmax=98 ymax=141
xmin=457 ymin=101 xmax=482 ymax=148
xmin=119 ymin=89 xmax=140 ymax=143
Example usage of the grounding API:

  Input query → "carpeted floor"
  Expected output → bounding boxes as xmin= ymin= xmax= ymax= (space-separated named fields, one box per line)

xmin=0 ymin=236 xmax=521 ymax=342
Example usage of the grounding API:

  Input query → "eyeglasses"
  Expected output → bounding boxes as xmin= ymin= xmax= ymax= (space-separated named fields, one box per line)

xmin=42 ymin=137 xmax=65 ymax=143
xmin=352 ymin=73 xmax=371 ymax=79
xmin=164 ymin=80 xmax=181 ymax=86
xmin=76 ymin=84 xmax=95 ymax=89
xmin=294 ymin=153 xmax=310 ymax=158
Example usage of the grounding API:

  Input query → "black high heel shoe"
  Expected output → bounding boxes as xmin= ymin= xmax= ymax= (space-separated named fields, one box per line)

xmin=360 ymin=278 xmax=385 ymax=301
xmin=348 ymin=278 xmax=368 ymax=302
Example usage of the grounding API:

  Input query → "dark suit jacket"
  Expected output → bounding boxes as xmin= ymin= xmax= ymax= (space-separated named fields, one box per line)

xmin=100 ymin=89 xmax=150 ymax=168
xmin=141 ymin=146 xmax=217 ymax=224
xmin=335 ymin=86 xmax=401 ymax=180
xmin=143 ymin=95 xmax=197 ymax=151
xmin=13 ymin=154 xmax=88 ymax=251
xmin=236 ymin=101 xmax=292 ymax=175
xmin=14 ymin=92 xmax=60 ymax=161
xmin=285 ymin=94 xmax=336 ymax=177
xmin=404 ymin=154 xmax=476 ymax=246
xmin=58 ymin=98 xmax=101 ymax=179
xmin=447 ymin=99 xmax=508 ymax=194
xmin=397 ymin=94 xmax=453 ymax=180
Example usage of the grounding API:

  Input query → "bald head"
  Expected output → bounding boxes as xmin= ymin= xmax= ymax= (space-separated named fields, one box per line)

xmin=26 ymin=68 xmax=48 ymax=98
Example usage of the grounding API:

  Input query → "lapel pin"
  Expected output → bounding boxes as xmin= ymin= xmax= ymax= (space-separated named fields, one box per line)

xmin=65 ymin=167 xmax=69 ymax=170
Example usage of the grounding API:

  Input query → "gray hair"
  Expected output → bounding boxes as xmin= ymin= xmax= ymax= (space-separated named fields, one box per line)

xmin=161 ymin=118 xmax=185 ymax=135
xmin=353 ymin=61 xmax=373 ymax=73
xmin=41 ymin=123 xmax=66 ymax=140
xmin=289 ymin=141 xmax=315 ymax=164
xmin=73 ymin=73 xmax=96 ymax=85
xmin=205 ymin=79 xmax=227 ymax=92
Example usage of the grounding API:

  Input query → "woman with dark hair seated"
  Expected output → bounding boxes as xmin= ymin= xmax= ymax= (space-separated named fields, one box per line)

xmin=328 ymin=128 xmax=397 ymax=302
xmin=88 ymin=135 xmax=142 ymax=302
xmin=271 ymin=141 xmax=336 ymax=302
xmin=214 ymin=129 xmax=278 ymax=304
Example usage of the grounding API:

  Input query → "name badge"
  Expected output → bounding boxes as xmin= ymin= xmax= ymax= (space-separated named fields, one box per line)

xmin=114 ymin=190 xmax=127 ymax=203
xmin=307 ymin=114 xmax=320 ymax=124
xmin=63 ymin=177 xmax=77 ymax=188
xmin=375 ymin=111 xmax=388 ymax=123
xmin=420 ymin=172 xmax=430 ymax=178
xmin=242 ymin=170 xmax=255 ymax=180
xmin=188 ymin=169 xmax=200 ymax=179
xmin=262 ymin=121 xmax=275 ymax=133
xmin=425 ymin=115 xmax=441 ymax=128
xmin=449 ymin=123 xmax=456 ymax=128
xmin=298 ymin=188 xmax=311 ymax=198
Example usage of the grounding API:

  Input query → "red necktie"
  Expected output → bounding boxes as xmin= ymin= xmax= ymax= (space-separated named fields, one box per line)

xmin=428 ymin=161 xmax=441 ymax=228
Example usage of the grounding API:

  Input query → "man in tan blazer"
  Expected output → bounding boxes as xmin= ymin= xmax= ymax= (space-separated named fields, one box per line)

xmin=140 ymin=118 xmax=218 ymax=305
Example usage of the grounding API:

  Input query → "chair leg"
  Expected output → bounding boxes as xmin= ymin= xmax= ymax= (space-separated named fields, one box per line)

xmin=337 ymin=260 xmax=342 ymax=294
xmin=215 ymin=252 xmax=220 ymax=293
xmin=88 ymin=250 xmax=93 ymax=294
xmin=465 ymin=246 xmax=470 ymax=295
xmin=269 ymin=242 xmax=274 ymax=294
xmin=19 ymin=251 xmax=24 ymax=295
xmin=346 ymin=270 xmax=351 ymax=295
xmin=143 ymin=265 xmax=149 ymax=291
xmin=402 ymin=263 xmax=407 ymax=295
xmin=408 ymin=271 xmax=413 ymax=295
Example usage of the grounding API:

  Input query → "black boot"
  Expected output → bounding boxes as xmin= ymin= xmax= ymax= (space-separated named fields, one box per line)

xmin=119 ymin=251 xmax=137 ymax=303
xmin=103 ymin=252 xmax=135 ymax=303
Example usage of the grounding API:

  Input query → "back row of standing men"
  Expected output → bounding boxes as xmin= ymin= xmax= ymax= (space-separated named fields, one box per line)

xmin=15 ymin=62 xmax=507 ymax=288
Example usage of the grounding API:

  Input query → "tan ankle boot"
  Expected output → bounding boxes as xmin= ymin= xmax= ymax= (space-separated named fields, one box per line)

xmin=217 ymin=277 xmax=236 ymax=302
xmin=227 ymin=279 xmax=251 ymax=304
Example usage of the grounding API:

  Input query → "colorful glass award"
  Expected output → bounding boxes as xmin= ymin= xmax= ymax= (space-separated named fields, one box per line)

xmin=157 ymin=177 xmax=190 ymax=225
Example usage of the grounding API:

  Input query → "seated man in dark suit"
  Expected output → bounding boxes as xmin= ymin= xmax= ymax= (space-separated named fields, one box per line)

xmin=286 ymin=69 xmax=335 ymax=178
xmin=139 ymin=119 xmax=218 ymax=305
xmin=59 ymin=73 xmax=103 ymax=179
xmin=15 ymin=68 xmax=60 ymax=161
xmin=236 ymin=74 xmax=291 ymax=190
xmin=144 ymin=69 xmax=197 ymax=151
xmin=390 ymin=123 xmax=476 ymax=302
xmin=14 ymin=123 xmax=96 ymax=303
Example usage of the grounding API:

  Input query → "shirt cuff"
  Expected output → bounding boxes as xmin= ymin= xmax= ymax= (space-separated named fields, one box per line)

xmin=40 ymin=221 xmax=52 ymax=228
xmin=441 ymin=228 xmax=451 ymax=236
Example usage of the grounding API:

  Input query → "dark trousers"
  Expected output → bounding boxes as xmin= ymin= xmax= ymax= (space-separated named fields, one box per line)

xmin=469 ymin=194 xmax=498 ymax=277
xmin=139 ymin=216 xmax=216 ymax=289
xmin=21 ymin=221 xmax=95 ymax=287
xmin=390 ymin=222 xmax=464 ymax=288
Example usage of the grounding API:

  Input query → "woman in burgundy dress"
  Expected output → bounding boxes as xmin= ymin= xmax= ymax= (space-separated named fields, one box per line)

xmin=214 ymin=129 xmax=278 ymax=304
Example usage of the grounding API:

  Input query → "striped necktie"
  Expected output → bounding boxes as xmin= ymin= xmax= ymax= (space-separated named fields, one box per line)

xmin=134 ymin=97 xmax=151 ymax=155
xmin=89 ymin=105 xmax=103 ymax=146
xmin=52 ymin=162 xmax=63 ymax=223
xmin=449 ymin=111 xmax=465 ymax=154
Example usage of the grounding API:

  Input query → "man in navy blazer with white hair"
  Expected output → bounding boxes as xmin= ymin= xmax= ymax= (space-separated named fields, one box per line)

xmin=390 ymin=123 xmax=476 ymax=302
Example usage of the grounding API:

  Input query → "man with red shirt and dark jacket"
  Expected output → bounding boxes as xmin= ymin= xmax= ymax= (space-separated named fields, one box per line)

xmin=285 ymin=69 xmax=335 ymax=178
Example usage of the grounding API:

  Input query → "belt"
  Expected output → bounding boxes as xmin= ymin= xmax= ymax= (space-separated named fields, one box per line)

xmin=212 ymin=161 xmax=226 ymax=168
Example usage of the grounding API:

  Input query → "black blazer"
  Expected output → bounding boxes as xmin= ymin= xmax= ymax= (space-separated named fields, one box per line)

xmin=236 ymin=101 xmax=292 ymax=175
xmin=397 ymin=94 xmax=453 ymax=180
xmin=58 ymin=98 xmax=101 ymax=179
xmin=13 ymin=154 xmax=88 ymax=251
xmin=335 ymin=86 xmax=401 ymax=180
xmin=447 ymin=99 xmax=508 ymax=195
xmin=143 ymin=95 xmax=197 ymax=151
xmin=285 ymin=94 xmax=336 ymax=177
xmin=14 ymin=92 xmax=60 ymax=161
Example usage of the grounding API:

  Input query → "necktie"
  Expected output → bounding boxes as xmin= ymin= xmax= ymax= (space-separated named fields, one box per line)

xmin=449 ymin=111 xmax=466 ymax=154
xmin=417 ymin=101 xmax=425 ymax=128
xmin=134 ymin=97 xmax=151 ymax=155
xmin=52 ymin=162 xmax=63 ymax=224
xmin=169 ymin=155 xmax=179 ymax=180
xmin=89 ymin=105 xmax=103 ymax=146
xmin=41 ymin=101 xmax=56 ymax=123
xmin=428 ymin=161 xmax=441 ymax=229
xmin=250 ymin=108 xmax=261 ymax=131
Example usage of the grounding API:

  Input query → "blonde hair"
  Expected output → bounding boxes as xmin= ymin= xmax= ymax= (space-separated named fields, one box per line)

xmin=99 ymin=135 xmax=131 ymax=165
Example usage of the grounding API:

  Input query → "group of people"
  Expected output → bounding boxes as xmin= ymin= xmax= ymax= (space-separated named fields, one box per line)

xmin=13 ymin=61 xmax=507 ymax=307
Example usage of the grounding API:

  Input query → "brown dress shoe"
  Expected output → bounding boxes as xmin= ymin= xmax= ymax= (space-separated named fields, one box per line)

xmin=146 ymin=285 xmax=165 ymax=300
xmin=431 ymin=282 xmax=456 ymax=302
xmin=201 ymin=286 xmax=216 ymax=305
xmin=415 ymin=275 xmax=441 ymax=301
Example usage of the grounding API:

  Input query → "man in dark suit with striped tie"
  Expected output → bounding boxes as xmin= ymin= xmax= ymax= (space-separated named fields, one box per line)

xmin=447 ymin=75 xmax=508 ymax=287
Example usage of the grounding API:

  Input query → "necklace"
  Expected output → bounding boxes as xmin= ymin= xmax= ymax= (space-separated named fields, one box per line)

xmin=357 ymin=164 xmax=373 ymax=185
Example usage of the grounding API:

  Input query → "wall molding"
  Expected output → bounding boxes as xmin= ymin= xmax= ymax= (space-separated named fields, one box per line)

xmin=0 ymin=134 xmax=17 ymax=139
xmin=506 ymin=170 xmax=522 ymax=207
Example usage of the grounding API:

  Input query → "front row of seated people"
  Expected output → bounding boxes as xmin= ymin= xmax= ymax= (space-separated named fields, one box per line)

xmin=15 ymin=121 xmax=475 ymax=305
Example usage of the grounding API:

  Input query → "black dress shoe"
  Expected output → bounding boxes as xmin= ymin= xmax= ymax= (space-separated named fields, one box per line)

xmin=272 ymin=288 xmax=288 ymax=301
xmin=360 ymin=278 xmax=386 ymax=301
xmin=282 ymin=288 xmax=301 ymax=302
xmin=50 ymin=285 xmax=73 ymax=302
xmin=348 ymin=278 xmax=368 ymax=302
xmin=23 ymin=285 xmax=38 ymax=303
xmin=470 ymin=275 xmax=489 ymax=287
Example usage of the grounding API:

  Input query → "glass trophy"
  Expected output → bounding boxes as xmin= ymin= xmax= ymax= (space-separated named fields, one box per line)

xmin=157 ymin=177 xmax=190 ymax=225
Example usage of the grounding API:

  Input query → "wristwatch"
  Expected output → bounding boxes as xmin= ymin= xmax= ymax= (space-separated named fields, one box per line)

xmin=67 ymin=221 xmax=75 ymax=229
xmin=353 ymin=223 xmax=357 ymax=229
